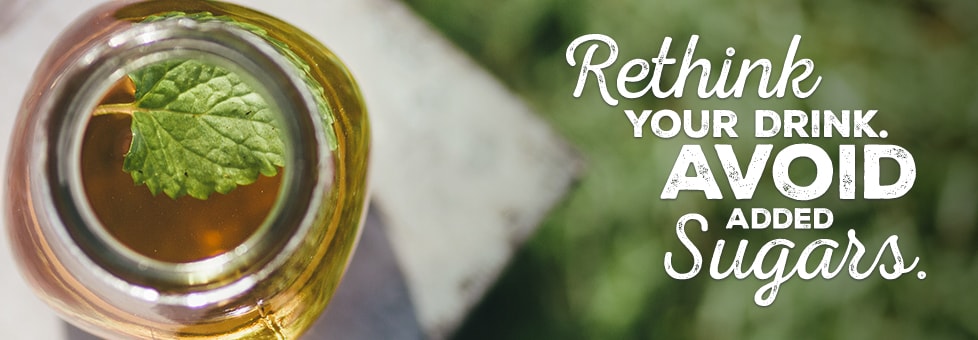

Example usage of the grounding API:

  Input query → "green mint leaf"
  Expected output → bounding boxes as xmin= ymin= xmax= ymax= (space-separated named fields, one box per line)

xmin=122 ymin=59 xmax=285 ymax=200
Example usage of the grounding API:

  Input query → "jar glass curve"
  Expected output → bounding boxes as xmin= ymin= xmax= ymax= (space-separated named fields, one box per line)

xmin=5 ymin=1 xmax=370 ymax=338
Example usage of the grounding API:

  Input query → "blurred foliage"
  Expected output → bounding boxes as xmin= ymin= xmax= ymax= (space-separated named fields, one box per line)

xmin=404 ymin=0 xmax=978 ymax=339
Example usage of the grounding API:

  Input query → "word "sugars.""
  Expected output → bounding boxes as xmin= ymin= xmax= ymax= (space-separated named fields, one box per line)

xmin=664 ymin=213 xmax=922 ymax=307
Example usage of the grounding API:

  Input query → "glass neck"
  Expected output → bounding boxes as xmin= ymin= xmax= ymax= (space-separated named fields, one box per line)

xmin=40 ymin=16 xmax=328 ymax=301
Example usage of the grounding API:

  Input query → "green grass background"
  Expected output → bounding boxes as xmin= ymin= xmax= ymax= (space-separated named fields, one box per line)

xmin=404 ymin=0 xmax=978 ymax=338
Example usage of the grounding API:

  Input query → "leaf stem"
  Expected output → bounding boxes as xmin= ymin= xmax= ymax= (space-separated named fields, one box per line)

xmin=93 ymin=103 xmax=137 ymax=117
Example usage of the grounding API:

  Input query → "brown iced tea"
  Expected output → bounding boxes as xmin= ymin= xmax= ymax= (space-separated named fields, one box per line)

xmin=80 ymin=77 xmax=282 ymax=263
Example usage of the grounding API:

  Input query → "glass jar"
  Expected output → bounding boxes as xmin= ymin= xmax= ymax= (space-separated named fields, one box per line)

xmin=5 ymin=1 xmax=369 ymax=338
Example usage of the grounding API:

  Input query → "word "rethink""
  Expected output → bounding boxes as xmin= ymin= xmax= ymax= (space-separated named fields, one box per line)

xmin=566 ymin=34 xmax=822 ymax=105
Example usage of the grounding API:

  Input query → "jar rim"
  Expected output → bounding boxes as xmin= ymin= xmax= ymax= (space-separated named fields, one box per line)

xmin=38 ymin=16 xmax=332 ymax=305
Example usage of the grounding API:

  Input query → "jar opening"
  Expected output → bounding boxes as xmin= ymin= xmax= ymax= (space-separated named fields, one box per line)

xmin=46 ymin=17 xmax=328 ymax=293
